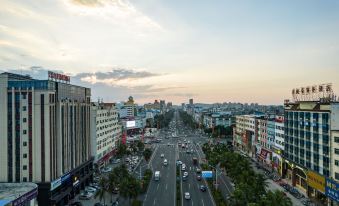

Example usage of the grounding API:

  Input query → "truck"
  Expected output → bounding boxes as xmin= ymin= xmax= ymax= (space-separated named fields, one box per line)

xmin=154 ymin=171 xmax=160 ymax=181
xmin=192 ymin=157 xmax=198 ymax=165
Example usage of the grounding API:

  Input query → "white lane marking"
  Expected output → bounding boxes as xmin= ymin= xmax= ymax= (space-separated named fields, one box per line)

xmin=189 ymin=183 xmax=190 ymax=189
xmin=153 ymin=199 xmax=156 ymax=206
xmin=191 ymin=200 xmax=194 ymax=206
xmin=201 ymin=199 xmax=205 ymax=206
xmin=166 ymin=183 xmax=168 ymax=191
xmin=157 ymin=184 xmax=159 ymax=191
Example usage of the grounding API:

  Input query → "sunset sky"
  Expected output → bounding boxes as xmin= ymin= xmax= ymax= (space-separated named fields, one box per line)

xmin=1 ymin=0 xmax=339 ymax=104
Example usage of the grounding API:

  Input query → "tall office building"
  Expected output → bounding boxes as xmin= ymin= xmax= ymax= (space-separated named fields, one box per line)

xmin=189 ymin=98 xmax=194 ymax=105
xmin=0 ymin=72 xmax=93 ymax=206
xmin=283 ymin=84 xmax=339 ymax=204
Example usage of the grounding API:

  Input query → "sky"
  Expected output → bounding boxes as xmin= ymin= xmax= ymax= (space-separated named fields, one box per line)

xmin=1 ymin=0 xmax=339 ymax=105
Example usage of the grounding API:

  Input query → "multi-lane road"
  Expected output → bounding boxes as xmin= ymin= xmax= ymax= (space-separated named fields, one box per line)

xmin=142 ymin=110 xmax=215 ymax=206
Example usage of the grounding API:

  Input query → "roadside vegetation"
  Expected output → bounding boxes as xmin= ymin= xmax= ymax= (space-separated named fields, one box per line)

xmin=202 ymin=143 xmax=292 ymax=206
xmin=154 ymin=110 xmax=174 ymax=128
xmin=179 ymin=110 xmax=199 ymax=129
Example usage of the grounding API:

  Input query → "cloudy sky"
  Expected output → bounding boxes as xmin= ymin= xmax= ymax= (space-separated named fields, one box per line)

xmin=1 ymin=0 xmax=339 ymax=104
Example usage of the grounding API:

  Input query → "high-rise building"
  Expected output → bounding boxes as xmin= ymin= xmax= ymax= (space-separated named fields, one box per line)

xmin=283 ymin=84 xmax=339 ymax=203
xmin=124 ymin=96 xmax=136 ymax=117
xmin=189 ymin=98 xmax=193 ymax=105
xmin=90 ymin=102 xmax=121 ymax=169
xmin=0 ymin=72 xmax=93 ymax=206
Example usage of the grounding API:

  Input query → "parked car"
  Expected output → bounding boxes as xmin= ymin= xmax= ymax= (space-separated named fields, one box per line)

xmin=196 ymin=175 xmax=202 ymax=181
xmin=160 ymin=154 xmax=164 ymax=158
xmin=70 ymin=202 xmax=83 ymax=206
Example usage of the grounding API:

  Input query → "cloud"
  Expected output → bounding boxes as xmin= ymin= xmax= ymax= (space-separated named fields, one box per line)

xmin=63 ymin=0 xmax=162 ymax=31
xmin=75 ymin=68 xmax=161 ymax=80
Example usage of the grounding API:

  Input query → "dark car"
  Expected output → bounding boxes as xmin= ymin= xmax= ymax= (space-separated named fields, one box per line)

xmin=200 ymin=185 xmax=207 ymax=192
xmin=94 ymin=203 xmax=105 ymax=206
xmin=196 ymin=175 xmax=202 ymax=181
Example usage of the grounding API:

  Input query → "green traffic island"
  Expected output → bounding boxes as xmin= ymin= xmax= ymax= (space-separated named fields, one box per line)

xmin=201 ymin=143 xmax=293 ymax=206
xmin=140 ymin=169 xmax=153 ymax=194
xmin=176 ymin=166 xmax=182 ymax=206
xmin=206 ymin=180 xmax=227 ymax=206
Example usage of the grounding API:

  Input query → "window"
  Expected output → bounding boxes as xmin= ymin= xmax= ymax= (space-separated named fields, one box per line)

xmin=23 ymin=130 xmax=27 ymax=135
xmin=23 ymin=154 xmax=27 ymax=158
xmin=23 ymin=177 xmax=27 ymax=182
xmin=23 ymin=165 xmax=27 ymax=170
xmin=335 ymin=137 xmax=339 ymax=143
xmin=335 ymin=148 xmax=339 ymax=155
xmin=335 ymin=160 xmax=339 ymax=166
xmin=23 ymin=118 xmax=27 ymax=123
xmin=335 ymin=173 xmax=339 ymax=180
xmin=23 ymin=141 xmax=27 ymax=146
xmin=23 ymin=106 xmax=27 ymax=111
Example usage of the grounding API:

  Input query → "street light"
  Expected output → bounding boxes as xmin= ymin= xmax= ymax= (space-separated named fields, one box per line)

xmin=209 ymin=164 xmax=221 ymax=190
xmin=139 ymin=164 xmax=149 ymax=180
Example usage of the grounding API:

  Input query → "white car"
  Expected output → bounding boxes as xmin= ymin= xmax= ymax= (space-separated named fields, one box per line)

xmin=182 ymin=165 xmax=186 ymax=171
xmin=85 ymin=186 xmax=97 ymax=193
xmin=185 ymin=192 xmax=191 ymax=200
xmin=161 ymin=154 xmax=164 ymax=158
xmin=183 ymin=172 xmax=188 ymax=177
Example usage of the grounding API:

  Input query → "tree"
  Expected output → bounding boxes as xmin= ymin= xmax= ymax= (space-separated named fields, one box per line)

xmin=95 ymin=177 xmax=108 ymax=205
xmin=143 ymin=148 xmax=152 ymax=162
xmin=116 ymin=143 xmax=127 ymax=158
xmin=136 ymin=140 xmax=145 ymax=152
xmin=119 ymin=175 xmax=141 ymax=204
xmin=259 ymin=191 xmax=292 ymax=206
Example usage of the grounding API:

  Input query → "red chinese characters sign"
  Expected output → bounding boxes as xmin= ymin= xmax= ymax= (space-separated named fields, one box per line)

xmin=48 ymin=71 xmax=70 ymax=83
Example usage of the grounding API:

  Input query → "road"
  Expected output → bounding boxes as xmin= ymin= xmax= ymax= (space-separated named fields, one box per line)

xmin=142 ymin=110 xmax=215 ymax=206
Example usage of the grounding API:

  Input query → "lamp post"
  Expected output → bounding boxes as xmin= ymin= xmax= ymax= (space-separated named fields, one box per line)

xmin=209 ymin=164 xmax=220 ymax=190
xmin=139 ymin=164 xmax=149 ymax=180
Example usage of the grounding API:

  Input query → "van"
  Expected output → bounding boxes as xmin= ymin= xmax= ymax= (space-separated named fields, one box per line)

xmin=163 ymin=159 xmax=168 ymax=166
xmin=154 ymin=171 xmax=160 ymax=181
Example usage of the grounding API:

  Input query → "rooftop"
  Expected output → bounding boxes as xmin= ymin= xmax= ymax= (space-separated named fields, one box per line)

xmin=0 ymin=182 xmax=38 ymax=206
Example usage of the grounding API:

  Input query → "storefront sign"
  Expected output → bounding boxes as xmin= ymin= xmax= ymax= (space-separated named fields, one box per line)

xmin=12 ymin=188 xmax=38 ymax=206
xmin=50 ymin=177 xmax=62 ymax=191
xmin=325 ymin=178 xmax=339 ymax=202
xmin=307 ymin=171 xmax=325 ymax=193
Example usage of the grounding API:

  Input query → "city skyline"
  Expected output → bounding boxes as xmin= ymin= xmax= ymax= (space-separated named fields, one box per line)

xmin=1 ymin=0 xmax=339 ymax=104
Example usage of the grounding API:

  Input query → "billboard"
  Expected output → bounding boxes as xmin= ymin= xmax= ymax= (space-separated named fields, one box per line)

xmin=307 ymin=171 xmax=325 ymax=193
xmin=325 ymin=178 xmax=339 ymax=202
xmin=202 ymin=171 xmax=213 ymax=179
xmin=126 ymin=120 xmax=136 ymax=128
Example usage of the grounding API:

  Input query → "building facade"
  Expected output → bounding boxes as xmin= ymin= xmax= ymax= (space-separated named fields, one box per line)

xmin=283 ymin=100 xmax=339 ymax=203
xmin=0 ymin=72 xmax=93 ymax=206
xmin=91 ymin=103 xmax=121 ymax=169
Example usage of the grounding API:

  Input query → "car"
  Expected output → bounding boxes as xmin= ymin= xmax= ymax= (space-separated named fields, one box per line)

xmin=112 ymin=159 xmax=121 ymax=164
xmin=85 ymin=186 xmax=97 ymax=193
xmin=163 ymin=159 xmax=168 ymax=166
xmin=196 ymin=168 xmax=202 ymax=174
xmin=161 ymin=154 xmax=164 ymax=158
xmin=182 ymin=175 xmax=188 ymax=181
xmin=191 ymin=149 xmax=194 ymax=153
xmin=186 ymin=150 xmax=190 ymax=154
xmin=183 ymin=172 xmax=188 ymax=177
xmin=184 ymin=192 xmax=191 ymax=200
xmin=200 ymin=185 xmax=207 ymax=192
xmin=79 ymin=192 xmax=93 ymax=200
xmin=167 ymin=143 xmax=170 ymax=146
xmin=181 ymin=165 xmax=186 ymax=171
xmin=196 ymin=175 xmax=202 ymax=181
xmin=176 ymin=160 xmax=182 ymax=165
xmin=94 ymin=203 xmax=105 ymax=206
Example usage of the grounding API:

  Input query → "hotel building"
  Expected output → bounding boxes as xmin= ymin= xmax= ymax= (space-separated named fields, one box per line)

xmin=0 ymin=72 xmax=93 ymax=206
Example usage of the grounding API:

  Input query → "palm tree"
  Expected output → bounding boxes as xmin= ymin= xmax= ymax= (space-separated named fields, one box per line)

xmin=143 ymin=148 xmax=152 ymax=162
xmin=94 ymin=177 xmax=107 ymax=205
xmin=260 ymin=190 xmax=292 ymax=206
xmin=119 ymin=175 xmax=141 ymax=205
xmin=107 ymin=170 xmax=119 ymax=203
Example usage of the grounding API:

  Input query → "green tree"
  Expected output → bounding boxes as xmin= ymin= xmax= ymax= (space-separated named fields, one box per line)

xmin=119 ymin=175 xmax=141 ymax=204
xmin=116 ymin=143 xmax=127 ymax=158
xmin=143 ymin=148 xmax=152 ymax=162
xmin=94 ymin=177 xmax=108 ymax=205
xmin=259 ymin=191 xmax=292 ymax=206
xmin=136 ymin=140 xmax=145 ymax=152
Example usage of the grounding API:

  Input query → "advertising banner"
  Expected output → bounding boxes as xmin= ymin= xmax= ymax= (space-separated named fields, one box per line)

xmin=202 ymin=171 xmax=213 ymax=179
xmin=325 ymin=178 xmax=339 ymax=202
xmin=307 ymin=171 xmax=325 ymax=193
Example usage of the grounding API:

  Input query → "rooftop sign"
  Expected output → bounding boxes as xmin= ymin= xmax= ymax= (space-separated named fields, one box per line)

xmin=48 ymin=71 xmax=70 ymax=83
